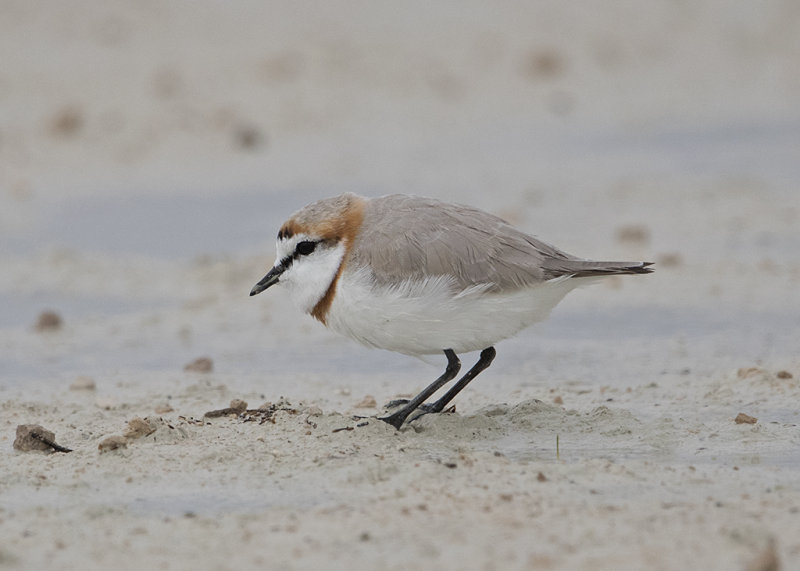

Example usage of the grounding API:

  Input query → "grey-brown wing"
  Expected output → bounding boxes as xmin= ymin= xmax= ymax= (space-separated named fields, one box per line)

xmin=349 ymin=195 xmax=583 ymax=291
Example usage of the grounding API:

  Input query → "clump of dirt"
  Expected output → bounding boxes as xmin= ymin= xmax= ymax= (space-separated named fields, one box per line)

xmin=14 ymin=424 xmax=72 ymax=453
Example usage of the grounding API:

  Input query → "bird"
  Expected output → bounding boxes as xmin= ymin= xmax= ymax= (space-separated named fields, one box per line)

xmin=250 ymin=193 xmax=652 ymax=429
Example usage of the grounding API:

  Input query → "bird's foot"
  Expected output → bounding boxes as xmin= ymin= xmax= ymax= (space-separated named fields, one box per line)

xmin=379 ymin=401 xmax=456 ymax=429
xmin=413 ymin=404 xmax=456 ymax=418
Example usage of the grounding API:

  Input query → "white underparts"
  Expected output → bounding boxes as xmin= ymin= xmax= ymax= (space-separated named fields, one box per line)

xmin=324 ymin=266 xmax=580 ymax=355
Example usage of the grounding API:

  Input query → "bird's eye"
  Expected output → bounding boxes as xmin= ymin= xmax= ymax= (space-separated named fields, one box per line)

xmin=295 ymin=240 xmax=317 ymax=256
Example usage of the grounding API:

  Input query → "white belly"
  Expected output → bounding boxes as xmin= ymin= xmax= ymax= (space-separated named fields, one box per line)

xmin=324 ymin=267 xmax=579 ymax=355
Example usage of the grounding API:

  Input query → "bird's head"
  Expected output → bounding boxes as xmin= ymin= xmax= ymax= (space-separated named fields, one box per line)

xmin=250 ymin=193 xmax=365 ymax=321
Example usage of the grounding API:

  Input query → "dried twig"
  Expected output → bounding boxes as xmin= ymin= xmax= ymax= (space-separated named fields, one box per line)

xmin=30 ymin=431 xmax=72 ymax=453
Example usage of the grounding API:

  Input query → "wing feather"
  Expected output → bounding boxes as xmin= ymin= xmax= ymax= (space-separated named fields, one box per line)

xmin=349 ymin=195 xmax=566 ymax=291
xmin=348 ymin=195 xmax=653 ymax=292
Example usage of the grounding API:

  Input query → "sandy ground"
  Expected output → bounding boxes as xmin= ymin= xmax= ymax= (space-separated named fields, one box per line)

xmin=2 ymin=2 xmax=800 ymax=569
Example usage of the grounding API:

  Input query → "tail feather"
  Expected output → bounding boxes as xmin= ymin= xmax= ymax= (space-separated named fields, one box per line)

xmin=543 ymin=260 xmax=654 ymax=279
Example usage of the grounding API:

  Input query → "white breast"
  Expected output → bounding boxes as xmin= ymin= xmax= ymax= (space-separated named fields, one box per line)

xmin=324 ymin=266 xmax=579 ymax=355
xmin=280 ymin=241 xmax=346 ymax=315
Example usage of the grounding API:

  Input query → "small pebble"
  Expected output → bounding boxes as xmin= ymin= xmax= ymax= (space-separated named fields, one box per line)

xmin=233 ymin=124 xmax=265 ymax=150
xmin=616 ymin=225 xmax=650 ymax=245
xmin=49 ymin=106 xmax=83 ymax=137
xmin=735 ymin=412 xmax=758 ymax=425
xmin=35 ymin=310 xmax=62 ymax=332
xmin=154 ymin=404 xmax=174 ymax=414
xmin=229 ymin=399 xmax=248 ymax=412
xmin=776 ymin=370 xmax=793 ymax=379
xmin=14 ymin=424 xmax=60 ymax=452
xmin=184 ymin=357 xmax=213 ymax=373
xmin=70 ymin=376 xmax=96 ymax=391
xmin=522 ymin=49 xmax=564 ymax=80
xmin=98 ymin=436 xmax=128 ymax=453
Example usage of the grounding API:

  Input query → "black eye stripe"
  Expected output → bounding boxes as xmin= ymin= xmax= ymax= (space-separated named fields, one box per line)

xmin=279 ymin=255 xmax=293 ymax=270
xmin=276 ymin=240 xmax=320 ymax=272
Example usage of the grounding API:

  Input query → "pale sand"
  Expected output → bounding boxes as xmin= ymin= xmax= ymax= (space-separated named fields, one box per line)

xmin=2 ymin=2 xmax=800 ymax=569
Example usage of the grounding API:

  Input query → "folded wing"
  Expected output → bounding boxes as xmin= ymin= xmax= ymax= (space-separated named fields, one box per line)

xmin=350 ymin=195 xmax=651 ymax=292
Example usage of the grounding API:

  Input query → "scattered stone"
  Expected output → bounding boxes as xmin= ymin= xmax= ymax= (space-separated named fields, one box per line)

xmin=537 ymin=472 xmax=548 ymax=482
xmin=355 ymin=395 xmax=377 ymax=408
xmin=123 ymin=418 xmax=156 ymax=440
xmin=204 ymin=399 xmax=248 ymax=418
xmin=745 ymin=538 xmax=780 ymax=571
xmin=303 ymin=405 xmax=323 ymax=416
xmin=154 ymin=404 xmax=174 ymax=414
xmin=776 ymin=370 xmax=793 ymax=379
xmin=737 ymin=367 xmax=766 ymax=379
xmin=229 ymin=399 xmax=248 ymax=411
xmin=184 ymin=357 xmax=213 ymax=373
xmin=233 ymin=124 xmax=265 ymax=150
xmin=553 ymin=395 xmax=564 ymax=405
xmin=70 ymin=376 xmax=96 ymax=391
xmin=35 ymin=310 xmax=62 ymax=332
xmin=616 ymin=224 xmax=650 ymax=245
xmin=49 ymin=106 xmax=83 ymax=137
xmin=14 ymin=424 xmax=72 ymax=453
xmin=521 ymin=48 xmax=564 ymax=80
xmin=735 ymin=412 xmax=758 ymax=425
xmin=98 ymin=436 xmax=128 ymax=453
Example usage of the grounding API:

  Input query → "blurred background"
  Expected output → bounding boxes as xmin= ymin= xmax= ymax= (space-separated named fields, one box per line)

xmin=1 ymin=1 xmax=798 ymax=397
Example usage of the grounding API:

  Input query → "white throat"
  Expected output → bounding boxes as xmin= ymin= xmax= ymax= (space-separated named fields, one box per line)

xmin=278 ymin=241 xmax=346 ymax=314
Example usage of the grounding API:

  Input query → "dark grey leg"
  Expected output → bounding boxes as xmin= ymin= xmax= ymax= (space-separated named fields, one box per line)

xmin=425 ymin=347 xmax=496 ymax=414
xmin=379 ymin=349 xmax=460 ymax=429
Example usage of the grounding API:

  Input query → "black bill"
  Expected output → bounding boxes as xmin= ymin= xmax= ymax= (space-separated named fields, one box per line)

xmin=249 ymin=264 xmax=285 ymax=296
